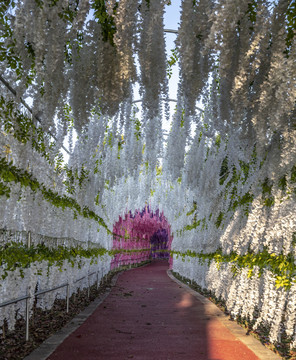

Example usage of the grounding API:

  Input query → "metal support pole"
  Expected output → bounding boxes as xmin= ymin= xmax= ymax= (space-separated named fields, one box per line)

xmin=25 ymin=287 xmax=30 ymax=341
xmin=87 ymin=276 xmax=90 ymax=298
xmin=96 ymin=272 xmax=99 ymax=290
xmin=27 ymin=231 xmax=31 ymax=248
xmin=66 ymin=284 xmax=69 ymax=313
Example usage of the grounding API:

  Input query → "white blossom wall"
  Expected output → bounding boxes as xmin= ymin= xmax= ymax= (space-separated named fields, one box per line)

xmin=0 ymin=254 xmax=111 ymax=332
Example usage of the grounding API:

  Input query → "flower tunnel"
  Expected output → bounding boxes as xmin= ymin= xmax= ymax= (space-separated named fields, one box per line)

xmin=1 ymin=0 xmax=296 ymax=355
xmin=111 ymin=207 xmax=173 ymax=270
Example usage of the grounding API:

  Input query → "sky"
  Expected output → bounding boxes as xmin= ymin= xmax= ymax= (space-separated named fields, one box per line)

xmin=164 ymin=0 xmax=182 ymax=101
xmin=163 ymin=0 xmax=182 ymax=133
xmin=132 ymin=0 xmax=182 ymax=134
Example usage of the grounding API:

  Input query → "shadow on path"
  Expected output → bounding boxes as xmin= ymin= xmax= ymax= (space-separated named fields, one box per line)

xmin=47 ymin=260 xmax=259 ymax=360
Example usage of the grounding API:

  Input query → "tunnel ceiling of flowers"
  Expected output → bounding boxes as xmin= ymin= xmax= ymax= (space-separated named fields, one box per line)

xmin=1 ymin=0 xmax=296 ymax=351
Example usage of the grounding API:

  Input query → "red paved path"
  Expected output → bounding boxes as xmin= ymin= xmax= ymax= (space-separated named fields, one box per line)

xmin=47 ymin=260 xmax=259 ymax=360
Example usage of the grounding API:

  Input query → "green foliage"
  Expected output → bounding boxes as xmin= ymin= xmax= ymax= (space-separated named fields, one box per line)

xmin=0 ymin=97 xmax=52 ymax=163
xmin=0 ymin=1 xmax=23 ymax=79
xmin=219 ymin=156 xmax=229 ymax=185
xmin=278 ymin=175 xmax=287 ymax=191
xmin=246 ymin=0 xmax=257 ymax=29
xmin=291 ymin=165 xmax=296 ymax=183
xmin=0 ymin=241 xmax=152 ymax=280
xmin=215 ymin=134 xmax=221 ymax=148
xmin=285 ymin=0 xmax=296 ymax=56
xmin=0 ymin=98 xmax=91 ymax=195
xmin=0 ymin=180 xmax=11 ymax=197
xmin=57 ymin=0 xmax=80 ymax=24
xmin=230 ymin=191 xmax=254 ymax=216
xmin=92 ymin=0 xmax=118 ymax=46
xmin=179 ymin=144 xmax=287 ymax=235
xmin=94 ymin=158 xmax=102 ymax=175
xmin=186 ymin=201 xmax=197 ymax=216
xmin=292 ymin=232 xmax=296 ymax=247
xmin=183 ymin=219 xmax=201 ymax=232
xmin=261 ymin=177 xmax=274 ymax=207
xmin=0 ymin=158 xmax=39 ymax=190
xmin=167 ymin=48 xmax=178 ymax=79
xmin=215 ymin=211 xmax=224 ymax=228
xmin=63 ymin=103 xmax=74 ymax=128
xmin=117 ymin=135 xmax=124 ymax=159
xmin=0 ymin=242 xmax=108 ymax=280
xmin=181 ymin=152 xmax=257 ymax=233
xmin=262 ymin=177 xmax=273 ymax=195
xmin=133 ymin=117 xmax=142 ymax=140
xmin=0 ymin=157 xmax=110 ymax=233
xmin=54 ymin=153 xmax=64 ymax=175
xmin=239 ymin=160 xmax=250 ymax=184
xmin=171 ymin=248 xmax=296 ymax=290
xmin=63 ymin=165 xmax=76 ymax=194
xmin=180 ymin=108 xmax=186 ymax=128
xmin=227 ymin=165 xmax=240 ymax=187
xmin=238 ymin=191 xmax=254 ymax=215
xmin=156 ymin=165 xmax=162 ymax=176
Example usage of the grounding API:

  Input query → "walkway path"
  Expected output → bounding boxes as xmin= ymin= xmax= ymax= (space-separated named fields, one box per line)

xmin=45 ymin=260 xmax=279 ymax=360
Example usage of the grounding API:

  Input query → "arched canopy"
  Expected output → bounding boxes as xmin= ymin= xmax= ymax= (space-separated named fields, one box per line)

xmin=111 ymin=207 xmax=173 ymax=269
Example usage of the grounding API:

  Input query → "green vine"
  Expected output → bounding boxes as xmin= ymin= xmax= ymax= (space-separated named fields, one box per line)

xmin=91 ymin=0 xmax=118 ymax=46
xmin=167 ymin=48 xmax=178 ymax=79
xmin=2 ymin=240 xmax=295 ymax=290
xmin=178 ymin=150 xmax=284 ymax=234
xmin=0 ymin=242 xmax=108 ymax=279
xmin=171 ymin=248 xmax=296 ymax=290
xmin=261 ymin=177 xmax=274 ymax=207
xmin=0 ymin=242 xmax=151 ymax=280
xmin=0 ymin=157 xmax=110 ymax=233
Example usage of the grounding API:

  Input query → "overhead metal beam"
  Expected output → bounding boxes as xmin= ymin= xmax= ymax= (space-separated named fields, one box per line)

xmin=132 ymin=98 xmax=204 ymax=113
xmin=164 ymin=29 xmax=178 ymax=34
xmin=133 ymin=98 xmax=178 ymax=104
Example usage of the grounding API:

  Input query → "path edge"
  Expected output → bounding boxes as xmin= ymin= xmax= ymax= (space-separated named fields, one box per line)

xmin=23 ymin=272 xmax=121 ymax=360
xmin=167 ymin=270 xmax=282 ymax=360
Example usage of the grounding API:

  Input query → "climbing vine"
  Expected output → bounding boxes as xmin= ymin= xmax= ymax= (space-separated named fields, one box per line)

xmin=171 ymin=248 xmax=296 ymax=290
xmin=0 ymin=241 xmax=151 ymax=280
xmin=0 ymin=157 xmax=110 ymax=232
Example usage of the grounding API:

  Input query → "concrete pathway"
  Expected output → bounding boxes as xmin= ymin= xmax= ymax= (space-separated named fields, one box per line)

xmin=41 ymin=260 xmax=280 ymax=360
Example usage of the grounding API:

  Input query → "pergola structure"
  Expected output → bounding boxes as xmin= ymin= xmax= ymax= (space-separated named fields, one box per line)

xmin=0 ymin=0 xmax=296 ymax=352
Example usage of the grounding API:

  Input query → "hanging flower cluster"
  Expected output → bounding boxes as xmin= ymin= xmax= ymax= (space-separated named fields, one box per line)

xmin=1 ymin=0 xmax=169 ymax=133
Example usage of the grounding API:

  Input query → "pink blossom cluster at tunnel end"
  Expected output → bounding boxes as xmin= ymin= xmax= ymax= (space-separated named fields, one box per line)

xmin=111 ymin=207 xmax=173 ymax=270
